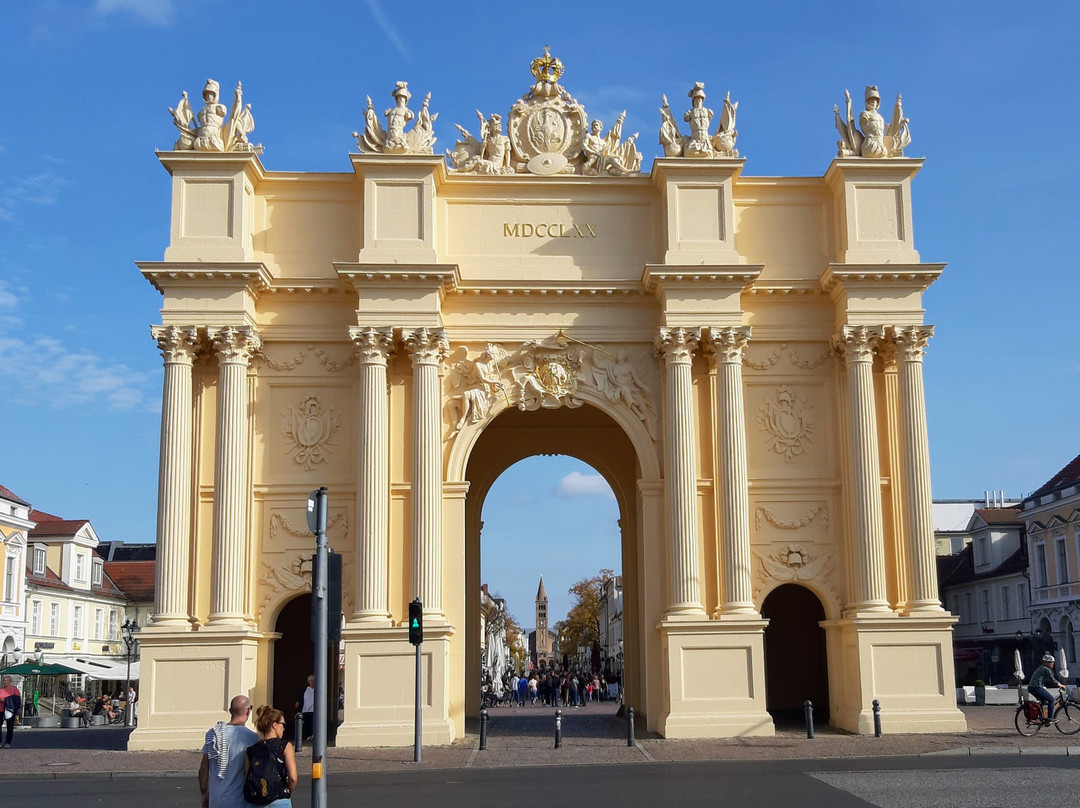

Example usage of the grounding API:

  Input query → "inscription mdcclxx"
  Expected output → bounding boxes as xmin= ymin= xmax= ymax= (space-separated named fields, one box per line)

xmin=503 ymin=223 xmax=597 ymax=238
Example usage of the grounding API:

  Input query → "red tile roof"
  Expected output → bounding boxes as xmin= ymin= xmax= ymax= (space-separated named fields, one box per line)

xmin=974 ymin=507 xmax=1024 ymax=525
xmin=1029 ymin=452 xmax=1080 ymax=500
xmin=29 ymin=518 xmax=91 ymax=538
xmin=29 ymin=509 xmax=65 ymax=522
xmin=0 ymin=484 xmax=30 ymax=507
xmin=103 ymin=561 xmax=155 ymax=602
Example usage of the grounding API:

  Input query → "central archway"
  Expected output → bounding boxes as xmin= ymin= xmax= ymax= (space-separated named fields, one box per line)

xmin=762 ymin=584 xmax=829 ymax=724
xmin=460 ymin=403 xmax=650 ymax=721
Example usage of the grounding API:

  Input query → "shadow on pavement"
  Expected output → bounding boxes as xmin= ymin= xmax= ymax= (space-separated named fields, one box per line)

xmin=5 ymin=725 xmax=134 ymax=751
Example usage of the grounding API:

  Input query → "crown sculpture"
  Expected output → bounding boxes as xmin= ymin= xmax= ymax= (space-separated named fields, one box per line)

xmin=444 ymin=47 xmax=642 ymax=176
xmin=658 ymin=82 xmax=739 ymax=158
xmin=169 ymin=79 xmax=260 ymax=152
xmin=353 ymin=81 xmax=439 ymax=155
xmin=834 ymin=85 xmax=911 ymax=158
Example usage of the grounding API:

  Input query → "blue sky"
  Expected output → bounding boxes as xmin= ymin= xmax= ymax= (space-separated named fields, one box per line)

xmin=1 ymin=2 xmax=1077 ymax=625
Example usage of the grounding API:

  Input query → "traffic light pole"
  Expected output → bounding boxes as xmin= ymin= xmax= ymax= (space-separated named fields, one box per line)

xmin=409 ymin=598 xmax=423 ymax=763
xmin=308 ymin=488 xmax=329 ymax=808
xmin=414 ymin=638 xmax=422 ymax=763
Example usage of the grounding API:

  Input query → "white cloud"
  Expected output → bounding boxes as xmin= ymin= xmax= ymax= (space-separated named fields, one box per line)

xmin=0 ymin=281 xmax=16 ymax=308
xmin=365 ymin=0 xmax=410 ymax=62
xmin=0 ymin=335 xmax=155 ymax=411
xmin=0 ymin=170 xmax=68 ymax=222
xmin=93 ymin=0 xmax=175 ymax=25
xmin=555 ymin=471 xmax=615 ymax=499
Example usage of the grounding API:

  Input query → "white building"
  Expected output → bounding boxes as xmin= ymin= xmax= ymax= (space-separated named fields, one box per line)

xmin=598 ymin=575 xmax=623 ymax=680
xmin=0 ymin=485 xmax=32 ymax=669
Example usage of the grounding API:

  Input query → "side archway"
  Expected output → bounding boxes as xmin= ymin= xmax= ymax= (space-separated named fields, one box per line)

xmin=761 ymin=583 xmax=829 ymax=723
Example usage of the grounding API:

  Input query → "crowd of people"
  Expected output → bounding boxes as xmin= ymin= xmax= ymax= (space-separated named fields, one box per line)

xmin=488 ymin=669 xmax=621 ymax=708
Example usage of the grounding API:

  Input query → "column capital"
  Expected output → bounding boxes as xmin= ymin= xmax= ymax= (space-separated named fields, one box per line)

xmin=888 ymin=325 xmax=935 ymax=363
xmin=209 ymin=325 xmax=261 ymax=364
xmin=151 ymin=325 xmax=199 ymax=365
xmin=402 ymin=327 xmax=449 ymax=366
xmin=833 ymin=325 xmax=885 ymax=364
xmin=349 ymin=326 xmax=395 ymax=365
xmin=655 ymin=327 xmax=701 ymax=364
xmin=703 ymin=326 xmax=752 ymax=365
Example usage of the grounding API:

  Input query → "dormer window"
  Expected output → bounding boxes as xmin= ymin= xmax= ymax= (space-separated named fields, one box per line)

xmin=75 ymin=552 xmax=86 ymax=582
xmin=92 ymin=557 xmax=103 ymax=587
xmin=32 ymin=545 xmax=46 ymax=576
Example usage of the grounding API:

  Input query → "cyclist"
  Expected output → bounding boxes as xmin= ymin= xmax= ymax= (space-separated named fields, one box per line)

xmin=1029 ymin=653 xmax=1067 ymax=723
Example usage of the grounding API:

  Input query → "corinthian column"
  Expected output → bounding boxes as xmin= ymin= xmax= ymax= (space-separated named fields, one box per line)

xmin=350 ymin=326 xmax=395 ymax=623
xmin=704 ymin=326 xmax=756 ymax=616
xmin=656 ymin=327 xmax=706 ymax=618
xmin=403 ymin=327 xmax=449 ymax=620
xmin=208 ymin=325 xmax=261 ymax=625
xmin=891 ymin=325 xmax=943 ymax=613
xmin=835 ymin=326 xmax=891 ymax=614
xmin=151 ymin=325 xmax=199 ymax=626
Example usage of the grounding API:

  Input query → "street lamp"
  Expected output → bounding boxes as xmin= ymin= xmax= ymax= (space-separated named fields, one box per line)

xmin=121 ymin=619 xmax=140 ymax=727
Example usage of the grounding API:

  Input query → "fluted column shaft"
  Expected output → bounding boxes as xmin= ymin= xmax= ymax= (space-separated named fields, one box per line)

xmin=350 ymin=327 xmax=394 ymax=623
xmin=151 ymin=326 xmax=198 ymax=625
xmin=404 ymin=328 xmax=449 ymax=619
xmin=208 ymin=326 xmax=260 ymax=625
xmin=837 ymin=326 xmax=891 ymax=614
xmin=705 ymin=327 xmax=756 ymax=616
xmin=656 ymin=327 xmax=705 ymax=617
xmin=891 ymin=325 xmax=942 ymax=612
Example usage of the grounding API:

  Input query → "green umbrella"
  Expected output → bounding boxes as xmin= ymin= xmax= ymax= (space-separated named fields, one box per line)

xmin=0 ymin=662 xmax=82 ymax=676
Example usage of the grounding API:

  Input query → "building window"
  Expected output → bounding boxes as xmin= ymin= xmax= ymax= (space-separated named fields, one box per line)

xmin=1036 ymin=544 xmax=1048 ymax=588
xmin=72 ymin=605 xmax=83 ymax=639
xmin=965 ymin=592 xmax=974 ymax=623
xmin=109 ymin=610 xmax=120 ymax=641
xmin=92 ymin=558 xmax=103 ymax=587
xmin=981 ymin=589 xmax=992 ymax=623
xmin=1001 ymin=586 xmax=1010 ymax=621
xmin=31 ymin=600 xmax=42 ymax=635
xmin=3 ymin=556 xmax=14 ymax=602
xmin=94 ymin=608 xmax=104 ymax=640
xmin=33 ymin=546 xmax=46 ymax=575
xmin=50 ymin=603 xmax=60 ymax=636
xmin=976 ymin=536 xmax=988 ymax=566
xmin=1056 ymin=539 xmax=1069 ymax=584
xmin=1018 ymin=583 xmax=1028 ymax=611
xmin=75 ymin=553 xmax=86 ymax=582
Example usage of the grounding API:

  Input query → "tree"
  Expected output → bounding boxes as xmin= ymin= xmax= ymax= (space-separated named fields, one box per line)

xmin=554 ymin=569 xmax=613 ymax=670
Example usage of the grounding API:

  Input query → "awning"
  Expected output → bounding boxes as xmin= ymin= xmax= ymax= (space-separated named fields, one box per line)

xmin=86 ymin=661 xmax=139 ymax=681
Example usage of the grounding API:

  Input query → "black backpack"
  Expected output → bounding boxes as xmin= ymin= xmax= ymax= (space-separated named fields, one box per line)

xmin=243 ymin=740 xmax=289 ymax=805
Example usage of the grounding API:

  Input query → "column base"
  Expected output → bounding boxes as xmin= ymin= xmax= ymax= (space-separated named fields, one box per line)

xmin=822 ymin=613 xmax=966 ymax=735
xmin=127 ymin=627 xmax=264 ymax=751
xmin=657 ymin=617 xmax=773 ymax=739
xmin=336 ymin=622 xmax=456 ymax=747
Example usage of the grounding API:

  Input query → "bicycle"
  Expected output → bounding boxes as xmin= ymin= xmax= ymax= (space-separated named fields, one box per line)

xmin=1014 ymin=687 xmax=1080 ymax=736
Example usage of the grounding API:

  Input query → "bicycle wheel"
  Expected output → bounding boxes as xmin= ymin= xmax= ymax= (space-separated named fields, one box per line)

xmin=1015 ymin=705 xmax=1043 ymax=736
xmin=1054 ymin=701 xmax=1080 ymax=735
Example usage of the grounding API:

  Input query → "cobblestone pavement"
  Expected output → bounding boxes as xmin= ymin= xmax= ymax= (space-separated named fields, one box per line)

xmin=1 ymin=703 xmax=1078 ymax=780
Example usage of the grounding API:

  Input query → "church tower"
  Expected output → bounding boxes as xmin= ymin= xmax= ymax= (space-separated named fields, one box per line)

xmin=529 ymin=575 xmax=554 ymax=667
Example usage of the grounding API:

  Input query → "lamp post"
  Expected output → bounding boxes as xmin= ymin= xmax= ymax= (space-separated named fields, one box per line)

xmin=121 ymin=619 xmax=140 ymax=727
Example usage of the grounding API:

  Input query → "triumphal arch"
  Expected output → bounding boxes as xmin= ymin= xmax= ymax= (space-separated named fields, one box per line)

xmin=131 ymin=53 xmax=965 ymax=749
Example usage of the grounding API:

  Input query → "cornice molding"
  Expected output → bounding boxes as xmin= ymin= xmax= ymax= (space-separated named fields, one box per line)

xmin=138 ymin=262 xmax=272 ymax=297
xmin=818 ymin=263 xmax=945 ymax=296
xmin=641 ymin=264 xmax=763 ymax=296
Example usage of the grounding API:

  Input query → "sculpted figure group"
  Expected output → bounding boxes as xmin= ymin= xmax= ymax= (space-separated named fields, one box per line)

xmin=167 ymin=58 xmax=914 ymax=166
xmin=169 ymin=79 xmax=259 ymax=153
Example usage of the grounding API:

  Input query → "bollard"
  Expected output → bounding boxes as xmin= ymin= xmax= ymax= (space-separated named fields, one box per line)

xmin=554 ymin=709 xmax=562 ymax=749
xmin=479 ymin=708 xmax=488 ymax=751
xmin=804 ymin=700 xmax=814 ymax=739
xmin=627 ymin=706 xmax=635 ymax=747
xmin=294 ymin=712 xmax=304 ymax=753
xmin=872 ymin=699 xmax=882 ymax=737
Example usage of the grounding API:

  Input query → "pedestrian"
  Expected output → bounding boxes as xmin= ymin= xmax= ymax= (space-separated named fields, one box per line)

xmin=244 ymin=705 xmax=297 ymax=807
xmin=528 ymin=674 xmax=538 ymax=706
xmin=509 ymin=673 xmax=520 ymax=706
xmin=517 ymin=674 xmax=528 ymax=706
xmin=0 ymin=675 xmax=21 ymax=747
xmin=198 ymin=694 xmax=260 ymax=808
xmin=293 ymin=675 xmax=314 ymax=742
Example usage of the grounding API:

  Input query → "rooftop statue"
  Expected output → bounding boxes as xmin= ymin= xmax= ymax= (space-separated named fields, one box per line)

xmin=834 ymin=85 xmax=911 ymax=158
xmin=169 ymin=79 xmax=260 ymax=153
xmin=447 ymin=47 xmax=641 ymax=176
xmin=354 ymin=82 xmax=439 ymax=155
xmin=658 ymin=83 xmax=739 ymax=159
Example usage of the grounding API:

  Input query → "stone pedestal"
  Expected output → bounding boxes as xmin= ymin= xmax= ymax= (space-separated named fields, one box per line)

xmin=658 ymin=618 xmax=773 ymax=738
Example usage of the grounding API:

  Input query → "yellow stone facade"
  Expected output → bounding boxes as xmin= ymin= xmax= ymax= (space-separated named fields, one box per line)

xmin=131 ymin=68 xmax=966 ymax=749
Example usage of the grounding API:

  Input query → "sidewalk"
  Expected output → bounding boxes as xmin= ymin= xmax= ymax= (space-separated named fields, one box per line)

xmin=1 ymin=704 xmax=1077 ymax=780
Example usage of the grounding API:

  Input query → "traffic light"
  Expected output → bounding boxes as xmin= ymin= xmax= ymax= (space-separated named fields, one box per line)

xmin=408 ymin=599 xmax=423 ymax=645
